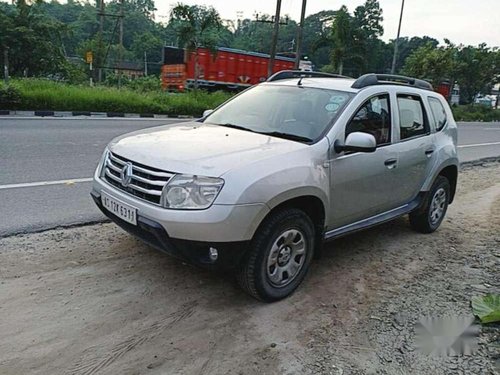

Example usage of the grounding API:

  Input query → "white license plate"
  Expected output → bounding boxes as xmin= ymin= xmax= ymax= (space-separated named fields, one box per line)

xmin=101 ymin=191 xmax=137 ymax=225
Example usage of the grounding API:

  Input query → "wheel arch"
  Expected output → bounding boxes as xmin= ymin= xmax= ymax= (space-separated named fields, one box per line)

xmin=438 ymin=165 xmax=458 ymax=203
xmin=421 ymin=159 xmax=459 ymax=204
xmin=255 ymin=190 xmax=328 ymax=256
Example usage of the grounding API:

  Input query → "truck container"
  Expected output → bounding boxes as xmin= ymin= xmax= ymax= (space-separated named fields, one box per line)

xmin=161 ymin=46 xmax=295 ymax=91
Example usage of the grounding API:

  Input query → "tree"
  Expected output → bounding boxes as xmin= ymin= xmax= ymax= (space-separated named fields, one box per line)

xmin=0 ymin=0 xmax=72 ymax=77
xmin=389 ymin=36 xmax=439 ymax=73
xmin=330 ymin=6 xmax=353 ymax=75
xmin=130 ymin=31 xmax=163 ymax=63
xmin=403 ymin=43 xmax=456 ymax=86
xmin=403 ymin=42 xmax=499 ymax=103
xmin=351 ymin=0 xmax=385 ymax=74
xmin=353 ymin=0 xmax=383 ymax=40
xmin=301 ymin=10 xmax=336 ymax=68
xmin=311 ymin=1 xmax=384 ymax=76
xmin=169 ymin=3 xmax=222 ymax=89
xmin=454 ymin=44 xmax=499 ymax=103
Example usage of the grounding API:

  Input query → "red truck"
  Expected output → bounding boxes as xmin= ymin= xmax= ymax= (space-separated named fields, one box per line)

xmin=161 ymin=46 xmax=296 ymax=91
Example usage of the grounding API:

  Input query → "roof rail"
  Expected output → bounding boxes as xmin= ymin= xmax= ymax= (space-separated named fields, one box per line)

xmin=267 ymin=70 xmax=351 ymax=82
xmin=351 ymin=73 xmax=433 ymax=91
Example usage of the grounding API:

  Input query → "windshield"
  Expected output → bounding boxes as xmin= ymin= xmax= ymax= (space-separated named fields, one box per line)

xmin=204 ymin=84 xmax=354 ymax=142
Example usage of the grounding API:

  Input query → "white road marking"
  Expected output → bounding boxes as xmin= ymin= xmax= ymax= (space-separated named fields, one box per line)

xmin=0 ymin=116 xmax=191 ymax=121
xmin=0 ymin=178 xmax=93 ymax=190
xmin=458 ymin=141 xmax=500 ymax=149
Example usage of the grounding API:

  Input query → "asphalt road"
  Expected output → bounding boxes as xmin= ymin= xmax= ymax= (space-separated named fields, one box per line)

xmin=1 ymin=118 xmax=499 ymax=237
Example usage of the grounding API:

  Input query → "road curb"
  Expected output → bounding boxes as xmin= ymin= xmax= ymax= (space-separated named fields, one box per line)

xmin=0 ymin=110 xmax=195 ymax=119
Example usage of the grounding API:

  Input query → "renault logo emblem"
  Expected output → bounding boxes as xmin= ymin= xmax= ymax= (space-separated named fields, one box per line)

xmin=120 ymin=162 xmax=133 ymax=187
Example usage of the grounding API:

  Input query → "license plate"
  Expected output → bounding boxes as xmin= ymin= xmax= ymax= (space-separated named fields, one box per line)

xmin=101 ymin=191 xmax=137 ymax=225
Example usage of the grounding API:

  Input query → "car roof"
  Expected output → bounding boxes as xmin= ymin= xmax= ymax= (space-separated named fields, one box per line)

xmin=264 ymin=72 xmax=436 ymax=95
xmin=264 ymin=77 xmax=360 ymax=93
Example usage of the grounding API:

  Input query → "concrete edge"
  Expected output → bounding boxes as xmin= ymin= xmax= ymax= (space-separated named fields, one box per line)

xmin=0 ymin=110 xmax=195 ymax=119
xmin=0 ymin=218 xmax=111 ymax=239
xmin=460 ymin=156 xmax=500 ymax=169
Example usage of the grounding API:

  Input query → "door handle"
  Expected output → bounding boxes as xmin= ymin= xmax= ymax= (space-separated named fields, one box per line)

xmin=425 ymin=148 xmax=435 ymax=157
xmin=384 ymin=158 xmax=397 ymax=169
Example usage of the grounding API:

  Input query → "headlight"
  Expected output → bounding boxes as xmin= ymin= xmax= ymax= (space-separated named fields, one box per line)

xmin=161 ymin=174 xmax=224 ymax=209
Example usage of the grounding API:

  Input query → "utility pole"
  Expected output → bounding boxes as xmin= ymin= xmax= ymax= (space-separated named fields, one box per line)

xmin=268 ymin=0 xmax=282 ymax=77
xmin=391 ymin=0 xmax=405 ymax=74
xmin=98 ymin=0 xmax=105 ymax=82
xmin=118 ymin=0 xmax=124 ymax=87
xmin=3 ymin=47 xmax=9 ymax=85
xmin=294 ymin=0 xmax=307 ymax=69
xmin=144 ymin=51 xmax=148 ymax=76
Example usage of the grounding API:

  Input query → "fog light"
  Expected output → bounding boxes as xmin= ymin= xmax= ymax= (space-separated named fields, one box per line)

xmin=209 ymin=247 xmax=218 ymax=262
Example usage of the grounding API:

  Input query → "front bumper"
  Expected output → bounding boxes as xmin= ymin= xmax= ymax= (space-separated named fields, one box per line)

xmin=91 ymin=190 xmax=250 ymax=269
xmin=92 ymin=174 xmax=269 ymax=243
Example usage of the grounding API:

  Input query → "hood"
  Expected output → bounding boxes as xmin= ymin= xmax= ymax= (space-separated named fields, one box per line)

xmin=108 ymin=122 xmax=308 ymax=177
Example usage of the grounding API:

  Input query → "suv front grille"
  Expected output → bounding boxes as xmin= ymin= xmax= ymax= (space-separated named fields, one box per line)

xmin=103 ymin=152 xmax=174 ymax=205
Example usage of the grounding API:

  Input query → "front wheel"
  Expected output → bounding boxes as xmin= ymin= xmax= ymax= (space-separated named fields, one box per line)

xmin=237 ymin=208 xmax=315 ymax=302
xmin=409 ymin=176 xmax=450 ymax=233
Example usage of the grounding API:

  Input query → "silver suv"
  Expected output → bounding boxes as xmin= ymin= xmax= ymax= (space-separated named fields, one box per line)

xmin=92 ymin=72 xmax=458 ymax=302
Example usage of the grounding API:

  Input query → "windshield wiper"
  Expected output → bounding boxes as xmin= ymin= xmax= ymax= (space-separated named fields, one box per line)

xmin=213 ymin=123 xmax=255 ymax=133
xmin=260 ymin=131 xmax=313 ymax=143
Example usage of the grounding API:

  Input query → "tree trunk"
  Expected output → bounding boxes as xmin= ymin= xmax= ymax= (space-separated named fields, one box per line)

xmin=338 ymin=60 xmax=344 ymax=75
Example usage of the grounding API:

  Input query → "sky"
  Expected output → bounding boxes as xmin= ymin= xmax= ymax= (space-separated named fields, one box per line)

xmin=154 ymin=0 xmax=500 ymax=47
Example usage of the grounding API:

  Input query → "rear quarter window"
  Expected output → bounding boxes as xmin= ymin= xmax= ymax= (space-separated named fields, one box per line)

xmin=428 ymin=97 xmax=448 ymax=131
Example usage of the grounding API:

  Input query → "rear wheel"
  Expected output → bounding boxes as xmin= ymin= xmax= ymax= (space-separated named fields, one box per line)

xmin=237 ymin=208 xmax=315 ymax=302
xmin=409 ymin=176 xmax=450 ymax=233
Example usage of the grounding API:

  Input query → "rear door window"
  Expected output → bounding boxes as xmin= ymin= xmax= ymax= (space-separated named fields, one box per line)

xmin=397 ymin=94 xmax=429 ymax=140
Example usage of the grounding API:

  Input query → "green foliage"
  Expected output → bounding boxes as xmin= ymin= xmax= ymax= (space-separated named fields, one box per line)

xmin=471 ymin=294 xmax=500 ymax=324
xmin=104 ymin=74 xmax=161 ymax=92
xmin=169 ymin=4 xmax=223 ymax=88
xmin=130 ymin=32 xmax=163 ymax=63
xmin=0 ymin=0 xmax=69 ymax=77
xmin=390 ymin=36 xmax=439 ymax=73
xmin=1 ymin=79 xmax=232 ymax=116
xmin=169 ymin=4 xmax=223 ymax=53
xmin=454 ymin=44 xmax=500 ymax=103
xmin=0 ymin=84 xmax=22 ymax=109
xmin=403 ymin=42 xmax=500 ymax=103
xmin=452 ymin=104 xmax=500 ymax=122
xmin=311 ymin=1 xmax=385 ymax=76
xmin=403 ymin=43 xmax=456 ymax=85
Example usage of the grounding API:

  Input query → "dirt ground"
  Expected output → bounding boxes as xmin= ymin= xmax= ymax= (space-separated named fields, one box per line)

xmin=1 ymin=162 xmax=499 ymax=375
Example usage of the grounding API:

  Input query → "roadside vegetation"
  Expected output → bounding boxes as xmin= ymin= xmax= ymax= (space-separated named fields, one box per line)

xmin=0 ymin=79 xmax=231 ymax=116
xmin=451 ymin=104 xmax=500 ymax=122
xmin=2 ymin=79 xmax=499 ymax=121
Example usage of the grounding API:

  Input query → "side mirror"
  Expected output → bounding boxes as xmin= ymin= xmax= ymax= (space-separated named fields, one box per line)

xmin=202 ymin=109 xmax=214 ymax=118
xmin=334 ymin=132 xmax=376 ymax=153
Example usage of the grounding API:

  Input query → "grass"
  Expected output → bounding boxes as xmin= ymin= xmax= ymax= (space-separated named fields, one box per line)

xmin=0 ymin=79 xmax=233 ymax=116
xmin=452 ymin=104 xmax=500 ymax=122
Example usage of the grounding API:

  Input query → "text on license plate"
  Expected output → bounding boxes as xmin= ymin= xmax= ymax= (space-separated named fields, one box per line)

xmin=101 ymin=192 xmax=137 ymax=225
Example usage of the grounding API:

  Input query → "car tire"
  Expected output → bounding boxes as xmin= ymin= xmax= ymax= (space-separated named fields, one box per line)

xmin=409 ymin=176 xmax=450 ymax=233
xmin=237 ymin=208 xmax=315 ymax=302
